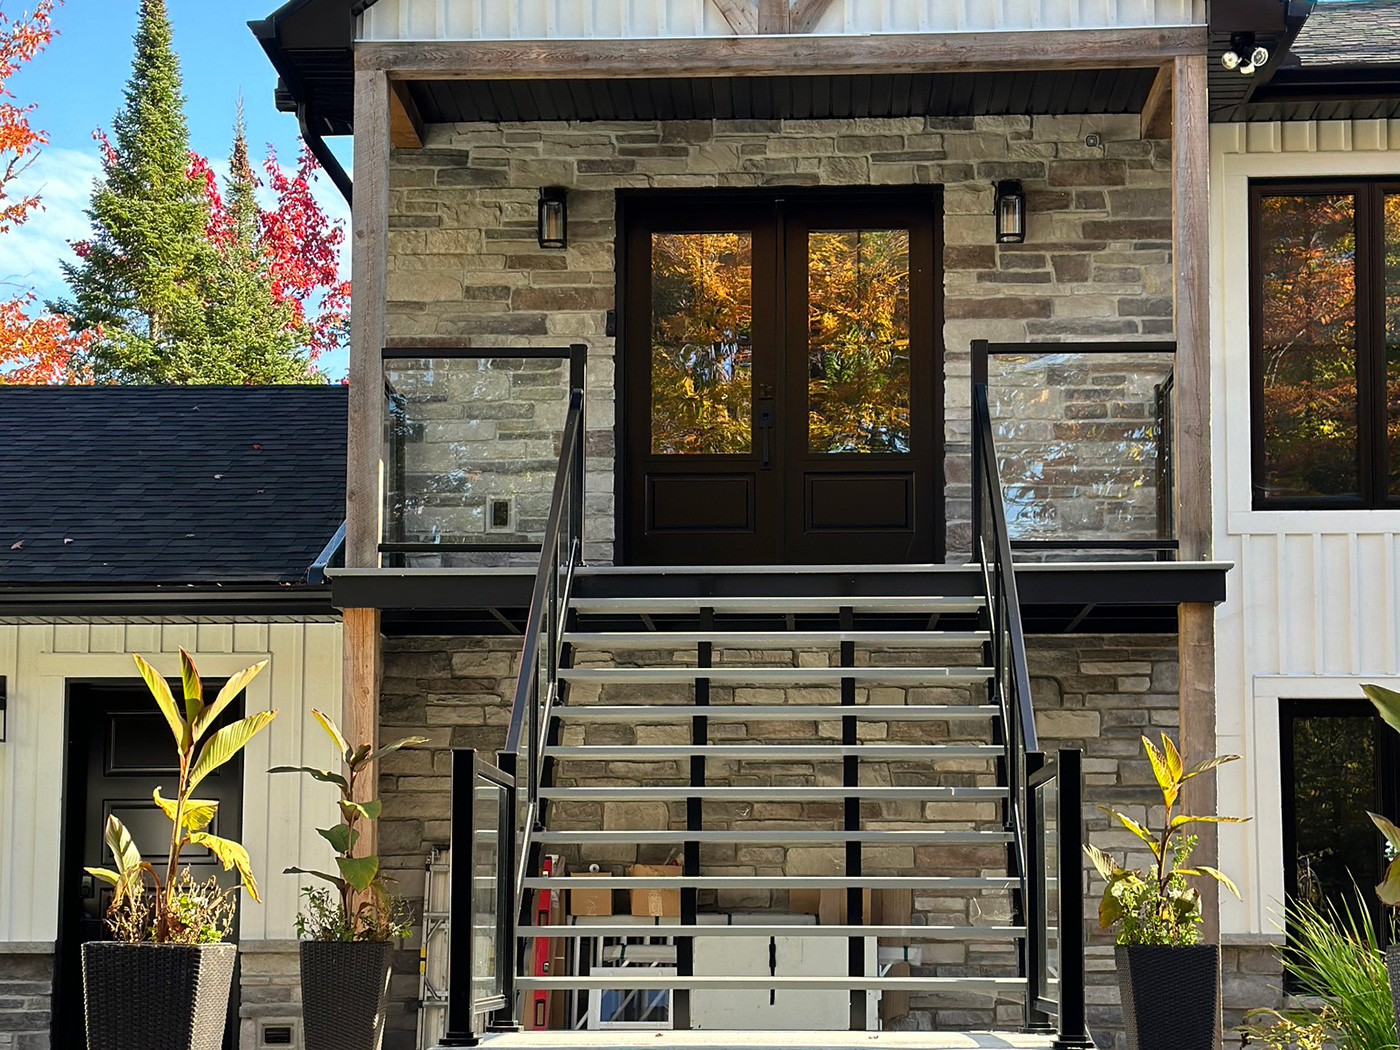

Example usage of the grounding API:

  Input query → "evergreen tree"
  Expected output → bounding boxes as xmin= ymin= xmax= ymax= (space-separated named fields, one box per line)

xmin=56 ymin=0 xmax=213 ymax=382
xmin=197 ymin=110 xmax=315 ymax=383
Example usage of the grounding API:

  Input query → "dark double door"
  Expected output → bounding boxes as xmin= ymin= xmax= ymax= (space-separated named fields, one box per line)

xmin=622 ymin=191 xmax=943 ymax=565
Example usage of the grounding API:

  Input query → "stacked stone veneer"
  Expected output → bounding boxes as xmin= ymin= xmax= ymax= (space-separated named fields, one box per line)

xmin=0 ymin=948 xmax=51 ymax=1050
xmin=374 ymin=632 xmax=1283 ymax=1049
xmin=386 ymin=114 xmax=1174 ymax=559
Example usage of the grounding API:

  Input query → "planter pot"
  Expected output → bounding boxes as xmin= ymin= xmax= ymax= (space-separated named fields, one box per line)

xmin=1386 ymin=944 xmax=1400 ymax=1038
xmin=300 ymin=940 xmax=392 ymax=1050
xmin=1115 ymin=943 xmax=1219 ymax=1050
xmin=82 ymin=941 xmax=236 ymax=1050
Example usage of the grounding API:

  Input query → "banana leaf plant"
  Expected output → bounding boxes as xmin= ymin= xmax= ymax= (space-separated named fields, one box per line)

xmin=272 ymin=710 xmax=426 ymax=941
xmin=85 ymin=650 xmax=276 ymax=942
xmin=1360 ymin=685 xmax=1400 ymax=909
xmin=1085 ymin=733 xmax=1248 ymax=946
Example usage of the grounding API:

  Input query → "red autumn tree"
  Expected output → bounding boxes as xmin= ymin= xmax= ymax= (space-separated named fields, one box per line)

xmin=0 ymin=0 xmax=98 ymax=383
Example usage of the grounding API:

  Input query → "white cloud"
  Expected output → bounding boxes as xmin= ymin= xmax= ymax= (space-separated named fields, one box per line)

xmin=0 ymin=147 xmax=103 ymax=305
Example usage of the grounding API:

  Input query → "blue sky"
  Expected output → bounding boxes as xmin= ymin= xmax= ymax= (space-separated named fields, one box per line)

xmin=5 ymin=0 xmax=353 ymax=378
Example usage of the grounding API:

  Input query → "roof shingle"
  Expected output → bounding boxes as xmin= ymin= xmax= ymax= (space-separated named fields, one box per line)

xmin=0 ymin=386 xmax=347 ymax=585
xmin=1292 ymin=0 xmax=1400 ymax=68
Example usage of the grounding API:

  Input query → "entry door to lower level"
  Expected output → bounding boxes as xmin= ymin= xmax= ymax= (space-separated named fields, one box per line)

xmin=622 ymin=193 xmax=942 ymax=565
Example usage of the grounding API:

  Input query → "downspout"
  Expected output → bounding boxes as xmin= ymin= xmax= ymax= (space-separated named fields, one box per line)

xmin=298 ymin=103 xmax=353 ymax=206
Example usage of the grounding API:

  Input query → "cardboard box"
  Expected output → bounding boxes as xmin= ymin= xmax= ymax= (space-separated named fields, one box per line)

xmin=569 ymin=872 xmax=614 ymax=917
xmin=628 ymin=864 xmax=682 ymax=917
xmin=818 ymin=888 xmax=877 ymax=926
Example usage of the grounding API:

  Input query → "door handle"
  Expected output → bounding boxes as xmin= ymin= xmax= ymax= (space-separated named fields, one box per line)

xmin=756 ymin=402 xmax=775 ymax=470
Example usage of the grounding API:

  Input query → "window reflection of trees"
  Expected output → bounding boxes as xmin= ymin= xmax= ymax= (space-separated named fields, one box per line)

xmin=807 ymin=229 xmax=912 ymax=454
xmin=650 ymin=232 xmax=754 ymax=455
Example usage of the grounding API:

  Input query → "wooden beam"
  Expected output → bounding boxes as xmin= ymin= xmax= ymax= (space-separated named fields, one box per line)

xmin=1140 ymin=62 xmax=1173 ymax=139
xmin=388 ymin=78 xmax=424 ymax=149
xmin=1171 ymin=50 xmax=1218 ymax=970
xmin=358 ymin=26 xmax=1207 ymax=80
xmin=757 ymin=0 xmax=789 ymax=33
xmin=791 ymin=0 xmax=838 ymax=34
xmin=342 ymin=608 xmax=382 ymax=856
xmin=347 ymin=68 xmax=389 ymax=569
xmin=711 ymin=0 xmax=758 ymax=34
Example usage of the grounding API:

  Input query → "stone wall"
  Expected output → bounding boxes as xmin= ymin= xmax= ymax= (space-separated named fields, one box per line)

xmin=386 ymin=114 xmax=1174 ymax=559
xmin=0 ymin=948 xmax=51 ymax=1050
xmin=372 ymin=631 xmax=1281 ymax=1048
xmin=237 ymin=943 xmax=303 ymax=1050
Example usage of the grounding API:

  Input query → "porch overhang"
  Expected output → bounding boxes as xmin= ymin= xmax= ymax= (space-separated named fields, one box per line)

xmin=330 ymin=562 xmax=1231 ymax=636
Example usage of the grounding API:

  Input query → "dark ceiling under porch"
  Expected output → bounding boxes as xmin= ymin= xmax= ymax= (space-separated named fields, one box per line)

xmin=406 ymin=67 xmax=1161 ymax=124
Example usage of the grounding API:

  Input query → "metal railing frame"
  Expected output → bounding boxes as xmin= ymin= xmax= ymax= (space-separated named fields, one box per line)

xmin=974 ymin=384 xmax=1092 ymax=1048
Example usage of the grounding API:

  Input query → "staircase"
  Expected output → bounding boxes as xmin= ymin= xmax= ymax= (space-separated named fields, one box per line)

xmin=431 ymin=388 xmax=1091 ymax=1049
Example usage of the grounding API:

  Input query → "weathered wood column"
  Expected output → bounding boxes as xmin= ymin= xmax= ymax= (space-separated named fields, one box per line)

xmin=1171 ymin=54 xmax=1218 ymax=942
xmin=344 ymin=65 xmax=391 ymax=847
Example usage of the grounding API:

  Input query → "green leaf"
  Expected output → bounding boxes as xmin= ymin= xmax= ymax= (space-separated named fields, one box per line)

xmin=339 ymin=798 xmax=383 ymax=822
xmin=100 ymin=815 xmax=144 ymax=906
xmin=1160 ymin=733 xmax=1183 ymax=782
xmin=1084 ymin=843 xmax=1118 ymax=881
xmin=85 ymin=867 xmax=122 ymax=887
xmin=1180 ymin=755 xmax=1240 ymax=781
xmin=1098 ymin=805 xmax=1161 ymax=859
xmin=348 ymin=743 xmax=373 ymax=769
xmin=1194 ymin=865 xmax=1242 ymax=900
xmin=284 ymin=866 xmax=347 ymax=892
xmin=133 ymin=653 xmax=187 ymax=750
xmin=189 ymin=710 xmax=277 ymax=791
xmin=369 ymin=736 xmax=429 ymax=763
xmin=1141 ymin=736 xmax=1177 ymax=806
xmin=192 ymin=660 xmax=268 ymax=743
xmin=179 ymin=648 xmax=202 ymax=724
xmin=1370 ymin=811 xmax=1400 ymax=853
xmin=312 ymin=709 xmax=353 ymax=763
xmin=336 ymin=855 xmax=379 ymax=892
xmin=1169 ymin=814 xmax=1250 ymax=830
xmin=1362 ymin=684 xmax=1400 ymax=738
xmin=1378 ymin=856 xmax=1400 ymax=908
xmin=317 ymin=824 xmax=358 ymax=855
xmin=268 ymin=765 xmax=350 ymax=792
xmin=188 ymin=831 xmax=260 ymax=902
xmin=152 ymin=786 xmax=219 ymax=831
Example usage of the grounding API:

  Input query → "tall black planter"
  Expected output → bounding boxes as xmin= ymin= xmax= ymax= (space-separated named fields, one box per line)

xmin=1116 ymin=944 xmax=1219 ymax=1050
xmin=300 ymin=941 xmax=392 ymax=1050
xmin=1386 ymin=944 xmax=1400 ymax=1038
xmin=82 ymin=941 xmax=236 ymax=1050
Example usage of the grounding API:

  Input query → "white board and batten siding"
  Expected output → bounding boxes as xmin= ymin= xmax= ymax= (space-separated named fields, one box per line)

xmin=0 ymin=619 xmax=342 ymax=945
xmin=1210 ymin=120 xmax=1400 ymax=936
xmin=359 ymin=0 xmax=1204 ymax=42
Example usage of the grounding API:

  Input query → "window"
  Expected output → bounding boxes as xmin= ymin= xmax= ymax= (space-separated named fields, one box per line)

xmin=1250 ymin=181 xmax=1400 ymax=508
xmin=1280 ymin=700 xmax=1399 ymax=934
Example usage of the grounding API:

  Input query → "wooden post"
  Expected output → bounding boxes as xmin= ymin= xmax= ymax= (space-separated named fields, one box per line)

xmin=1171 ymin=53 xmax=1218 ymax=946
xmin=344 ymin=67 xmax=391 ymax=854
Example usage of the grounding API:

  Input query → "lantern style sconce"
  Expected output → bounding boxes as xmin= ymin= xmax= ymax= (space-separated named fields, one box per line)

xmin=995 ymin=180 xmax=1026 ymax=244
xmin=537 ymin=187 xmax=568 ymax=250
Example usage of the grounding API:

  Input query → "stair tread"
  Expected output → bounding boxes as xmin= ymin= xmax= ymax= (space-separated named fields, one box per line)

xmin=554 ymin=704 xmax=1000 ymax=721
xmin=476 ymin=1032 xmax=1052 ymax=1049
xmin=514 ymin=975 xmax=1024 ymax=991
xmin=570 ymin=596 xmax=984 ymax=613
xmin=517 ymin=924 xmax=1025 ymax=939
xmin=565 ymin=630 xmax=990 ymax=648
xmin=560 ymin=666 xmax=991 ymax=682
xmin=538 ymin=785 xmax=1006 ymax=800
xmin=523 ymin=876 xmax=1017 ymax=889
xmin=546 ymin=744 xmax=1000 ymax=760
xmin=532 ymin=830 xmax=1014 ymax=843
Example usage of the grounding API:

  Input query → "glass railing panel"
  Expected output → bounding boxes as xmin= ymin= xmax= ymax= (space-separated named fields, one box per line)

xmin=471 ymin=772 xmax=505 ymax=1013
xmin=984 ymin=350 xmax=1175 ymax=559
xmin=1041 ymin=769 xmax=1061 ymax=997
xmin=383 ymin=355 xmax=572 ymax=567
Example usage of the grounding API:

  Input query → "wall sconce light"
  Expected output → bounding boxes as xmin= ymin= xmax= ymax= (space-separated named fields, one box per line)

xmin=537 ymin=187 xmax=568 ymax=250
xmin=995 ymin=180 xmax=1026 ymax=244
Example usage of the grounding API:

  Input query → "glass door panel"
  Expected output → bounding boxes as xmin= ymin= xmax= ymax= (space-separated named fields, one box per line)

xmin=806 ymin=229 xmax=912 ymax=454
xmin=650 ymin=232 xmax=754 ymax=455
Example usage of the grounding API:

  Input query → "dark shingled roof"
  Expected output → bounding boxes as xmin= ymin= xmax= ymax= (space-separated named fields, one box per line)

xmin=1292 ymin=0 xmax=1400 ymax=67
xmin=0 ymin=386 xmax=347 ymax=585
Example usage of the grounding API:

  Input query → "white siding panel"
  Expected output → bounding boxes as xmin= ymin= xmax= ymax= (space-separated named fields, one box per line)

xmin=0 ymin=617 xmax=342 ymax=946
xmin=359 ymin=0 xmax=1203 ymax=40
xmin=1212 ymin=124 xmax=1400 ymax=936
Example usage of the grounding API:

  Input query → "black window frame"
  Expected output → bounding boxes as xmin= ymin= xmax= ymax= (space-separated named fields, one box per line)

xmin=1249 ymin=178 xmax=1400 ymax=510
xmin=1279 ymin=697 xmax=1400 ymax=947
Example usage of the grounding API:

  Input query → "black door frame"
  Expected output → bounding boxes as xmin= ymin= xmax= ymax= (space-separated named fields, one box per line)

xmin=614 ymin=185 xmax=946 ymax=566
xmin=55 ymin=678 xmax=245 ymax=1050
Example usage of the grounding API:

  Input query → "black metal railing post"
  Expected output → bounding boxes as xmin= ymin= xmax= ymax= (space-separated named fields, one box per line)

xmin=1054 ymin=748 xmax=1094 ymax=1050
xmin=1024 ymin=750 xmax=1053 ymax=1033
xmin=441 ymin=748 xmax=479 ymax=1047
xmin=487 ymin=758 xmax=522 ymax=1032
